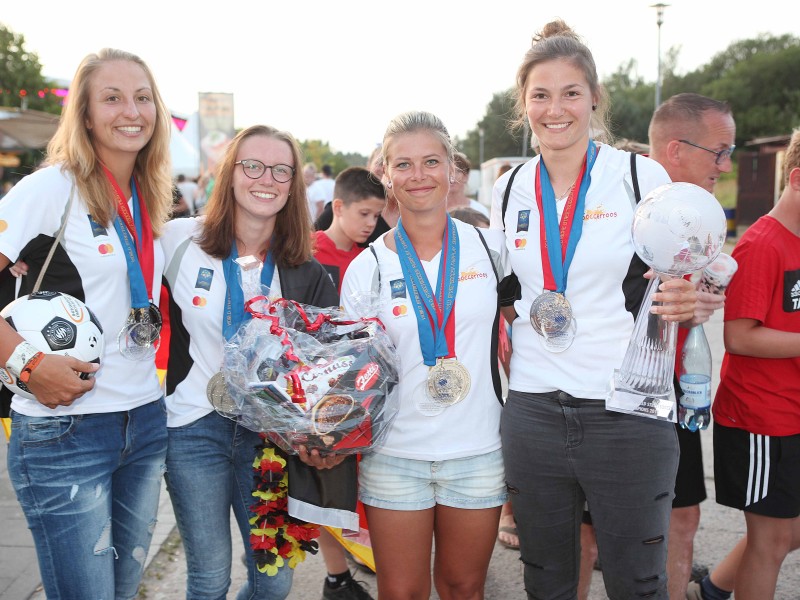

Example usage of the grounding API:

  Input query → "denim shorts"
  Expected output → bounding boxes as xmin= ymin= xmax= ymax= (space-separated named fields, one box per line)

xmin=358 ymin=449 xmax=507 ymax=510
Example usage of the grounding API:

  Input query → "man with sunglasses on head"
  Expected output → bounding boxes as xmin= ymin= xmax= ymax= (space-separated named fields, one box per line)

xmin=648 ymin=93 xmax=736 ymax=600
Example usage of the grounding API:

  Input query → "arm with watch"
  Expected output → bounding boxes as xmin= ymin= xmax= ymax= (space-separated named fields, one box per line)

xmin=0 ymin=255 xmax=98 ymax=410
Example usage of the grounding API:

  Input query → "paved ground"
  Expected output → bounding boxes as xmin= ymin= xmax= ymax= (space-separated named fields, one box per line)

xmin=3 ymin=236 xmax=800 ymax=599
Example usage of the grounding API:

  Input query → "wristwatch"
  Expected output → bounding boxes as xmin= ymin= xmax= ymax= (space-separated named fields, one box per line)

xmin=6 ymin=340 xmax=42 ymax=379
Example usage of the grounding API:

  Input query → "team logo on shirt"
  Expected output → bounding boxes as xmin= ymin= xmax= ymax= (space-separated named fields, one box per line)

xmin=0 ymin=220 xmax=7 ymax=233
xmin=390 ymin=279 xmax=407 ymax=299
xmin=195 ymin=268 xmax=214 ymax=291
xmin=584 ymin=204 xmax=618 ymax=221
xmin=785 ymin=269 xmax=800 ymax=312
xmin=87 ymin=215 xmax=108 ymax=237
xmin=459 ymin=266 xmax=488 ymax=282
xmin=516 ymin=210 xmax=530 ymax=233
xmin=97 ymin=243 xmax=114 ymax=255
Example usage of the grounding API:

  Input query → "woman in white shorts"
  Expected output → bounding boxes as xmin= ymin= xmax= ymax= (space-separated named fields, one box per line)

xmin=341 ymin=110 xmax=512 ymax=599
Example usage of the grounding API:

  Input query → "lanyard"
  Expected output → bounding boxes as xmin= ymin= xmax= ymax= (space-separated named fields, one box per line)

xmin=395 ymin=215 xmax=459 ymax=366
xmin=535 ymin=140 xmax=598 ymax=293
xmin=222 ymin=241 xmax=276 ymax=340
xmin=103 ymin=167 xmax=154 ymax=308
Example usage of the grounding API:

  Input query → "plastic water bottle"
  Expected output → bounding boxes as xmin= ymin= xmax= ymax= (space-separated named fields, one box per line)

xmin=678 ymin=325 xmax=712 ymax=431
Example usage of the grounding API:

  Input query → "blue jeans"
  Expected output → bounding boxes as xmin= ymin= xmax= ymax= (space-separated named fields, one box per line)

xmin=502 ymin=390 xmax=678 ymax=600
xmin=7 ymin=399 xmax=168 ymax=600
xmin=165 ymin=410 xmax=293 ymax=600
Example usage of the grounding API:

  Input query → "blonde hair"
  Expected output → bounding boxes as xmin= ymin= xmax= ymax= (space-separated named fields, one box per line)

xmin=46 ymin=48 xmax=173 ymax=236
xmin=198 ymin=125 xmax=313 ymax=267
xmin=382 ymin=111 xmax=455 ymax=167
xmin=512 ymin=20 xmax=610 ymax=145
xmin=784 ymin=129 xmax=800 ymax=186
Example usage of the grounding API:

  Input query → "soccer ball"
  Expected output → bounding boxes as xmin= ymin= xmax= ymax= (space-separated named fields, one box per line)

xmin=0 ymin=291 xmax=104 ymax=399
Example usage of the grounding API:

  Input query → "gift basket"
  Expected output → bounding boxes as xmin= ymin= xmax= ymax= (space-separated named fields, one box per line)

xmin=222 ymin=295 xmax=399 ymax=455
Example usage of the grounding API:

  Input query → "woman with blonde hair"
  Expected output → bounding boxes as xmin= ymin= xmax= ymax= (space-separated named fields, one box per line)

xmin=342 ymin=110 xmax=512 ymax=599
xmin=1 ymin=48 xmax=173 ymax=598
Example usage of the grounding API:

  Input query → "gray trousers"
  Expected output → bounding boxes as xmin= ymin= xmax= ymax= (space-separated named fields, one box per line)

xmin=501 ymin=390 xmax=679 ymax=600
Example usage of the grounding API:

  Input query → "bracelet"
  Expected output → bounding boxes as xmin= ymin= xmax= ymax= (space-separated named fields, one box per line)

xmin=6 ymin=340 xmax=41 ymax=379
xmin=19 ymin=351 xmax=45 ymax=383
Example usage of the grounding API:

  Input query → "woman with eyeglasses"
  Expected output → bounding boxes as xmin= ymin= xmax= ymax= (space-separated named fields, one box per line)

xmin=159 ymin=125 xmax=344 ymax=599
xmin=490 ymin=21 xmax=697 ymax=599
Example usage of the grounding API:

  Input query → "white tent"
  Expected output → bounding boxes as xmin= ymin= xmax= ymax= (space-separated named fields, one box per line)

xmin=170 ymin=119 xmax=200 ymax=179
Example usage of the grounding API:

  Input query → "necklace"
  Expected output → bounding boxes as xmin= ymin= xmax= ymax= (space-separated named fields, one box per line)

xmin=556 ymin=184 xmax=575 ymax=202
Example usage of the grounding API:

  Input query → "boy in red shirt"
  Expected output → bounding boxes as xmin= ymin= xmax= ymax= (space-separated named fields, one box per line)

xmin=314 ymin=167 xmax=385 ymax=294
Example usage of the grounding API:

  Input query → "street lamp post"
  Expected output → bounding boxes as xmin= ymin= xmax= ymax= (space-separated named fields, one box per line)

xmin=651 ymin=3 xmax=669 ymax=110
xmin=479 ymin=127 xmax=485 ymax=166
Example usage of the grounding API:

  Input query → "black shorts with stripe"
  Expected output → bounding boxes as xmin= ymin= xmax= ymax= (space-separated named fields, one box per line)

xmin=713 ymin=422 xmax=800 ymax=518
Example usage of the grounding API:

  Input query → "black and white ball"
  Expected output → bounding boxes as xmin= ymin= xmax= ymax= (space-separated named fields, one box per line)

xmin=1 ymin=291 xmax=104 ymax=399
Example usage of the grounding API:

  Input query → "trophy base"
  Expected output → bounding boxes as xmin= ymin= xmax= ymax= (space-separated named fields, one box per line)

xmin=606 ymin=370 xmax=676 ymax=423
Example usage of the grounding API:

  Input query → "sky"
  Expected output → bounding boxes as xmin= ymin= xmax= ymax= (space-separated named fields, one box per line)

xmin=2 ymin=1 xmax=797 ymax=156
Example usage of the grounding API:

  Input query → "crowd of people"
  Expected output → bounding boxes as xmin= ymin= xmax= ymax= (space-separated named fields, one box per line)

xmin=0 ymin=17 xmax=798 ymax=600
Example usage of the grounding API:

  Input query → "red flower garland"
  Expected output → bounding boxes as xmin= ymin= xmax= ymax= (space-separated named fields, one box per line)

xmin=249 ymin=434 xmax=320 ymax=575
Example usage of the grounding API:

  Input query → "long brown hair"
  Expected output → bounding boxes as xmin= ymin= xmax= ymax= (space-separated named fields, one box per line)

xmin=198 ymin=125 xmax=313 ymax=267
xmin=45 ymin=48 xmax=173 ymax=236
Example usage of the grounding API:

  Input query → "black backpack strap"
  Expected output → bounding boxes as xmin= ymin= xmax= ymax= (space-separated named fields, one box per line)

xmin=472 ymin=226 xmax=504 ymax=406
xmin=473 ymin=226 xmax=500 ymax=282
xmin=501 ymin=163 xmax=525 ymax=230
xmin=630 ymin=151 xmax=642 ymax=203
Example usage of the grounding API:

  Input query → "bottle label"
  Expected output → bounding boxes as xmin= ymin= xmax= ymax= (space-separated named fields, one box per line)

xmin=679 ymin=375 xmax=711 ymax=409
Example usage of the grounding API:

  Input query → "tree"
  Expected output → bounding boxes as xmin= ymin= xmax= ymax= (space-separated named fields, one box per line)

xmin=604 ymin=59 xmax=655 ymax=143
xmin=456 ymin=90 xmax=526 ymax=165
xmin=298 ymin=139 xmax=366 ymax=175
xmin=0 ymin=25 xmax=61 ymax=114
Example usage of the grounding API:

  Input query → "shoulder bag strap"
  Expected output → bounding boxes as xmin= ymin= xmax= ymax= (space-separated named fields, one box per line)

xmin=501 ymin=163 xmax=525 ymax=230
xmin=32 ymin=183 xmax=76 ymax=294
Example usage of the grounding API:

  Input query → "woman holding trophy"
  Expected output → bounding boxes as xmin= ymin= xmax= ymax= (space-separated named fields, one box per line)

xmin=341 ymin=111 xmax=512 ymax=599
xmin=489 ymin=21 xmax=697 ymax=599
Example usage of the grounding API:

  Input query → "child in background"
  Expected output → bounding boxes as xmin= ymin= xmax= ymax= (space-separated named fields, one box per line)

xmin=312 ymin=165 xmax=385 ymax=600
xmin=314 ymin=167 xmax=386 ymax=294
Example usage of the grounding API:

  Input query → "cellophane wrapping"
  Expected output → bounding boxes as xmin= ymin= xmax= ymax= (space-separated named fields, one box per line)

xmin=223 ymin=298 xmax=399 ymax=455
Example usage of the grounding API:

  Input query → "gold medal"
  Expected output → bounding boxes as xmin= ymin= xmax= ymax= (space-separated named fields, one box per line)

xmin=426 ymin=358 xmax=471 ymax=406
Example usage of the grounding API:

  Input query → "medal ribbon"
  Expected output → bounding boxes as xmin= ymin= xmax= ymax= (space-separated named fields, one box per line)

xmin=222 ymin=241 xmax=276 ymax=340
xmin=395 ymin=215 xmax=459 ymax=367
xmin=104 ymin=167 xmax=154 ymax=309
xmin=535 ymin=139 xmax=598 ymax=293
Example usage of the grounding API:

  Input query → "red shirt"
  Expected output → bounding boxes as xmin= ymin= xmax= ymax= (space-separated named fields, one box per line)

xmin=713 ymin=216 xmax=800 ymax=436
xmin=312 ymin=230 xmax=363 ymax=295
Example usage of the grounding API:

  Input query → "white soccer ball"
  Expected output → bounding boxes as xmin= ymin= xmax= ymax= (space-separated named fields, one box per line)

xmin=0 ymin=291 xmax=104 ymax=399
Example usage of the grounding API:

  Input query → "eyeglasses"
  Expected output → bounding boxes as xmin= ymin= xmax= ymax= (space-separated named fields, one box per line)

xmin=234 ymin=159 xmax=295 ymax=182
xmin=678 ymin=140 xmax=736 ymax=165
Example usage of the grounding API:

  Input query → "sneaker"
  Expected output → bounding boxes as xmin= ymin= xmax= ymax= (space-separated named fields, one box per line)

xmin=321 ymin=577 xmax=374 ymax=600
xmin=690 ymin=562 xmax=709 ymax=583
xmin=686 ymin=580 xmax=704 ymax=600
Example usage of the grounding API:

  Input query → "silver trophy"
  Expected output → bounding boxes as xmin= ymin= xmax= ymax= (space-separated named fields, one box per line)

xmin=607 ymin=182 xmax=727 ymax=421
